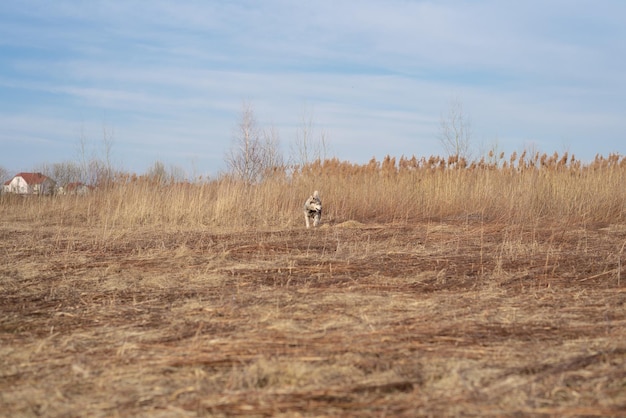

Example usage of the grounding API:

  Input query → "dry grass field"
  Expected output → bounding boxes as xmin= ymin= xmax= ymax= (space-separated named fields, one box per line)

xmin=1 ymin=153 xmax=626 ymax=416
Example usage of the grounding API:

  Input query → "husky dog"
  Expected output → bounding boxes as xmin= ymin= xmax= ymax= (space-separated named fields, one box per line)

xmin=303 ymin=190 xmax=322 ymax=228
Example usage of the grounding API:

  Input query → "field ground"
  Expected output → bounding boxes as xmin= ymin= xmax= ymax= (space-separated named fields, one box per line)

xmin=1 ymin=219 xmax=625 ymax=416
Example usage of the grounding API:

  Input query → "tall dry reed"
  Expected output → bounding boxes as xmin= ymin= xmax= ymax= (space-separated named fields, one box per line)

xmin=2 ymin=152 xmax=625 ymax=230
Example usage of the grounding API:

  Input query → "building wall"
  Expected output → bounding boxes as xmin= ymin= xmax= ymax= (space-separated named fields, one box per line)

xmin=8 ymin=176 xmax=30 ymax=194
xmin=5 ymin=176 xmax=56 ymax=195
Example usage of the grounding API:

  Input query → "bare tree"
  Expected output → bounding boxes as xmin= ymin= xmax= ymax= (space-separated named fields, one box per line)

xmin=261 ymin=124 xmax=285 ymax=177
xmin=291 ymin=105 xmax=328 ymax=167
xmin=0 ymin=166 xmax=9 ymax=185
xmin=146 ymin=161 xmax=168 ymax=184
xmin=167 ymin=164 xmax=188 ymax=183
xmin=36 ymin=161 xmax=83 ymax=187
xmin=438 ymin=98 xmax=473 ymax=160
xmin=144 ymin=161 xmax=186 ymax=184
xmin=225 ymin=101 xmax=262 ymax=183
xmin=101 ymin=124 xmax=115 ymax=186
xmin=76 ymin=124 xmax=89 ymax=183
xmin=74 ymin=123 xmax=118 ymax=186
xmin=225 ymin=101 xmax=283 ymax=183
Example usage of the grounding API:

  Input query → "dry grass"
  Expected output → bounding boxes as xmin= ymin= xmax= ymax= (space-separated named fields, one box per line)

xmin=1 ymin=153 xmax=626 ymax=416
xmin=4 ymin=152 xmax=626 ymax=230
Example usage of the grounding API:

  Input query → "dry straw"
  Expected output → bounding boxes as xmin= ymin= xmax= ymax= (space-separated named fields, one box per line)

xmin=2 ymin=151 xmax=625 ymax=416
xmin=2 ymin=152 xmax=625 ymax=229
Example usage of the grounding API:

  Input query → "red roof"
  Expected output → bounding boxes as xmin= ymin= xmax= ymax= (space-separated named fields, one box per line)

xmin=15 ymin=172 xmax=50 ymax=185
xmin=66 ymin=182 xmax=85 ymax=190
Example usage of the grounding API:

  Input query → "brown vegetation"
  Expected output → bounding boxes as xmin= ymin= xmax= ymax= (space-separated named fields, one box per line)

xmin=1 ymin=152 xmax=625 ymax=416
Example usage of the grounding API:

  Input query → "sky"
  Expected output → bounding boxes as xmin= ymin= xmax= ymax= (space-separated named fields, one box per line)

xmin=1 ymin=0 xmax=625 ymax=178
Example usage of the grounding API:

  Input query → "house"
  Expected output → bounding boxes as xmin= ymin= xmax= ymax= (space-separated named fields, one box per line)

xmin=57 ymin=182 xmax=93 ymax=196
xmin=3 ymin=172 xmax=56 ymax=195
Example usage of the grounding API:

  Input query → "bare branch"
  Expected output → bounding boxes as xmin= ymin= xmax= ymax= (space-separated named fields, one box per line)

xmin=438 ymin=98 xmax=473 ymax=160
xmin=225 ymin=101 xmax=284 ymax=183
xmin=290 ymin=104 xmax=329 ymax=167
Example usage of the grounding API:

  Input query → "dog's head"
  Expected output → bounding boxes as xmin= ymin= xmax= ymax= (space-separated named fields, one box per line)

xmin=308 ymin=201 xmax=322 ymax=212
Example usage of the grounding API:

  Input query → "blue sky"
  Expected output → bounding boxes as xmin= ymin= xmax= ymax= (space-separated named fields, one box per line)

xmin=1 ymin=1 xmax=625 ymax=177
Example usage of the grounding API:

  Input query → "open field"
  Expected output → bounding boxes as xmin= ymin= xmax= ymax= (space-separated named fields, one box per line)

xmin=2 ymin=153 xmax=626 ymax=416
xmin=1 ymin=216 xmax=625 ymax=416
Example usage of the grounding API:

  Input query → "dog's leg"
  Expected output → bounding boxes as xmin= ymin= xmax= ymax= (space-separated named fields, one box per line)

xmin=304 ymin=211 xmax=311 ymax=228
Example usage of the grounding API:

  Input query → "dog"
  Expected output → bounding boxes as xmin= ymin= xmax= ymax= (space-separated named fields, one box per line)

xmin=303 ymin=190 xmax=322 ymax=228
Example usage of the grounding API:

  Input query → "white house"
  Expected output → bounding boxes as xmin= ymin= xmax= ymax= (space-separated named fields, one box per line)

xmin=3 ymin=172 xmax=56 ymax=195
